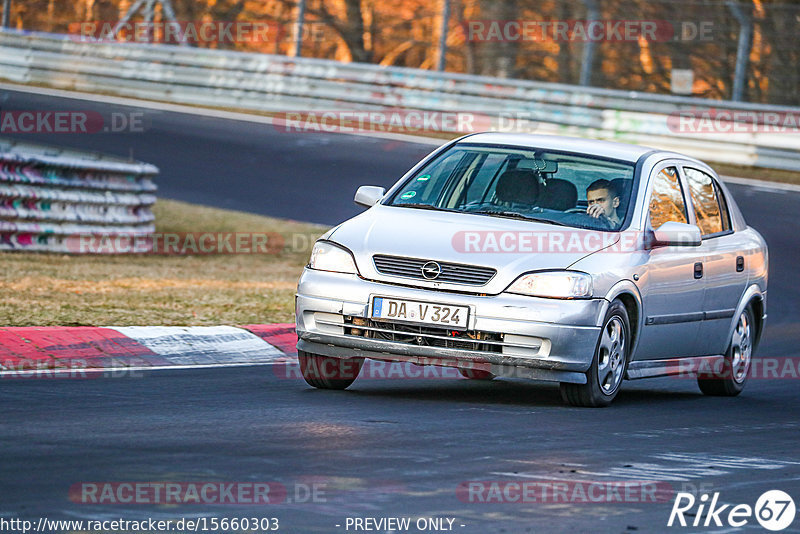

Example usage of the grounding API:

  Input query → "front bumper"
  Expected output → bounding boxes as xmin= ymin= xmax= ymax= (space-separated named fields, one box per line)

xmin=295 ymin=269 xmax=607 ymax=384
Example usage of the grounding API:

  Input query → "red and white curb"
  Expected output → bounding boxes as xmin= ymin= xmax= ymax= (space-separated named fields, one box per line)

xmin=0 ymin=324 xmax=297 ymax=376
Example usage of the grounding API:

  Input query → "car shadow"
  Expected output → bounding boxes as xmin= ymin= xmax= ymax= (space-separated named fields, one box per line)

xmin=333 ymin=377 xmax=705 ymax=408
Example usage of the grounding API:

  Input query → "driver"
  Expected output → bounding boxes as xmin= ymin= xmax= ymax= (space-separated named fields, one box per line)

xmin=586 ymin=179 xmax=621 ymax=227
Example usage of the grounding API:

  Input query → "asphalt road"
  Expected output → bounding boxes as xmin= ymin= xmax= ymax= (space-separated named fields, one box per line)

xmin=1 ymin=87 xmax=799 ymax=533
xmin=0 ymin=87 xmax=434 ymax=225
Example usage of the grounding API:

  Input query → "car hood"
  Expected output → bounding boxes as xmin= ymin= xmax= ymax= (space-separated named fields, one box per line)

xmin=329 ymin=204 xmax=620 ymax=294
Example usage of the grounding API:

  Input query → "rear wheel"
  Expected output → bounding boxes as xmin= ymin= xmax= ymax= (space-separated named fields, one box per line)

xmin=297 ymin=350 xmax=363 ymax=390
xmin=697 ymin=306 xmax=753 ymax=396
xmin=560 ymin=300 xmax=630 ymax=407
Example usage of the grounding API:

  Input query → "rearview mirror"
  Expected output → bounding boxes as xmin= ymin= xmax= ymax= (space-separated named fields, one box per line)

xmin=354 ymin=186 xmax=386 ymax=208
xmin=650 ymin=221 xmax=702 ymax=248
xmin=516 ymin=158 xmax=557 ymax=174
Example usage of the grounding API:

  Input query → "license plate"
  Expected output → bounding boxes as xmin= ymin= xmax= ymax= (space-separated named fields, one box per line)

xmin=371 ymin=297 xmax=469 ymax=329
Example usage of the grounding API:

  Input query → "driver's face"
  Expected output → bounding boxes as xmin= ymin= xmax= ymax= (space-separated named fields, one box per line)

xmin=586 ymin=188 xmax=619 ymax=219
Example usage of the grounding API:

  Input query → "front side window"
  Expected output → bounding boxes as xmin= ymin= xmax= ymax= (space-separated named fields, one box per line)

xmin=648 ymin=166 xmax=688 ymax=228
xmin=387 ymin=144 xmax=635 ymax=231
xmin=684 ymin=167 xmax=731 ymax=236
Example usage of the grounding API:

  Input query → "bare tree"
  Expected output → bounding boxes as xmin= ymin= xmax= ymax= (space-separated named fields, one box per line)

xmin=473 ymin=0 xmax=519 ymax=77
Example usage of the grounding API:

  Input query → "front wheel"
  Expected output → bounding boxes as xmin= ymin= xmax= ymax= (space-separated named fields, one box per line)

xmin=560 ymin=300 xmax=630 ymax=407
xmin=459 ymin=368 xmax=495 ymax=380
xmin=297 ymin=350 xmax=363 ymax=390
xmin=697 ymin=306 xmax=754 ymax=396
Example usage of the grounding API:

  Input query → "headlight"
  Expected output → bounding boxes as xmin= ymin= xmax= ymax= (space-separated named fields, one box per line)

xmin=308 ymin=241 xmax=358 ymax=275
xmin=505 ymin=271 xmax=592 ymax=299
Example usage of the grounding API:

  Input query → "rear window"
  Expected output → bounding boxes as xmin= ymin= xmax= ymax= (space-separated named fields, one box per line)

xmin=684 ymin=167 xmax=731 ymax=236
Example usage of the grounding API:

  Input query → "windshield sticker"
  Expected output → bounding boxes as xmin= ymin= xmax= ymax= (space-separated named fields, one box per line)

xmin=416 ymin=174 xmax=431 ymax=181
xmin=400 ymin=191 xmax=417 ymax=199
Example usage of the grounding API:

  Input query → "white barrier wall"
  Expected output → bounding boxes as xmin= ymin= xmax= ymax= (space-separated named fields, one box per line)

xmin=0 ymin=138 xmax=157 ymax=252
xmin=0 ymin=30 xmax=798 ymax=171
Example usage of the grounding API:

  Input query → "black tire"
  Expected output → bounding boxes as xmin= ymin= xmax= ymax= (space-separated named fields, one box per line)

xmin=560 ymin=300 xmax=631 ymax=407
xmin=697 ymin=305 xmax=754 ymax=396
xmin=297 ymin=350 xmax=363 ymax=390
xmin=459 ymin=368 xmax=495 ymax=380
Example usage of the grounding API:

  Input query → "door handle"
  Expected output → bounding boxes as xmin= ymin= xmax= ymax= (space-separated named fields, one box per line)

xmin=694 ymin=262 xmax=703 ymax=279
xmin=736 ymin=256 xmax=745 ymax=272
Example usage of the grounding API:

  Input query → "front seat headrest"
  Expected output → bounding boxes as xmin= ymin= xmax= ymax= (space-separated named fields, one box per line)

xmin=539 ymin=178 xmax=578 ymax=211
xmin=495 ymin=169 xmax=539 ymax=204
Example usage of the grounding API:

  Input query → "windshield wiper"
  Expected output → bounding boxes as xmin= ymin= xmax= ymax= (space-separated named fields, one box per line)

xmin=393 ymin=203 xmax=452 ymax=212
xmin=469 ymin=210 xmax=567 ymax=226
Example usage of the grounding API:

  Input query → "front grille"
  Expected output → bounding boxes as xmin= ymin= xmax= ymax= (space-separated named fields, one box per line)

xmin=309 ymin=314 xmax=545 ymax=357
xmin=347 ymin=319 xmax=503 ymax=353
xmin=373 ymin=255 xmax=496 ymax=286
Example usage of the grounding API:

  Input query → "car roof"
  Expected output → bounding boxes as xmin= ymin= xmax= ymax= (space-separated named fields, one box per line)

xmin=455 ymin=133 xmax=661 ymax=163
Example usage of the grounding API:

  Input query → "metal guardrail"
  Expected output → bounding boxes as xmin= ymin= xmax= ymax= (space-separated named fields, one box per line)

xmin=0 ymin=137 xmax=157 ymax=252
xmin=0 ymin=29 xmax=799 ymax=171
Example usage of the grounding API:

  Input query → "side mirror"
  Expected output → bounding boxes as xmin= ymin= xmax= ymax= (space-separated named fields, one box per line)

xmin=650 ymin=221 xmax=702 ymax=248
xmin=354 ymin=186 xmax=386 ymax=208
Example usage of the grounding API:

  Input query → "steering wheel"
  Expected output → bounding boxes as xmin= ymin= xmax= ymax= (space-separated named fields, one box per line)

xmin=593 ymin=214 xmax=613 ymax=231
xmin=560 ymin=211 xmax=613 ymax=231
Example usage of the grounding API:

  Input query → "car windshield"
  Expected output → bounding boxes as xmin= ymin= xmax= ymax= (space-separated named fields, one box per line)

xmin=387 ymin=144 xmax=636 ymax=231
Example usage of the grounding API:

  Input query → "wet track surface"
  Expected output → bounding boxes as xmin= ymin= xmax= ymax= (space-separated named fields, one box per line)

xmin=1 ymin=88 xmax=799 ymax=532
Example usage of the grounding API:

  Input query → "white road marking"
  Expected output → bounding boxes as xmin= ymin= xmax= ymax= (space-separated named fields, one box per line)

xmin=489 ymin=453 xmax=799 ymax=483
xmin=618 ymin=421 xmax=800 ymax=439
xmin=653 ymin=452 xmax=800 ymax=468
xmin=110 ymin=325 xmax=284 ymax=364
xmin=0 ymin=325 xmax=295 ymax=376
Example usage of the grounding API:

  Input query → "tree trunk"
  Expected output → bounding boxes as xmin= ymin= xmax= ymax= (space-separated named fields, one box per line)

xmin=342 ymin=0 xmax=370 ymax=62
xmin=475 ymin=0 xmax=518 ymax=78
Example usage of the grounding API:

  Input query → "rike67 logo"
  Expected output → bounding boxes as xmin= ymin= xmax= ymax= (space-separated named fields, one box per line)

xmin=668 ymin=490 xmax=796 ymax=531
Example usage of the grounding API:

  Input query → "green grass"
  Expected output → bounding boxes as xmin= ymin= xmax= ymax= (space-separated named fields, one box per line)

xmin=0 ymin=199 xmax=327 ymax=326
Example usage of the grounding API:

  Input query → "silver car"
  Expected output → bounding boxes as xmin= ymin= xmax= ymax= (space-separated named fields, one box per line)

xmin=294 ymin=133 xmax=768 ymax=406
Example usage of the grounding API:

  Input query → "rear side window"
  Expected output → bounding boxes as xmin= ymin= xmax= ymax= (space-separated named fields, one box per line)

xmin=684 ymin=167 xmax=731 ymax=236
xmin=648 ymin=167 xmax=688 ymax=228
